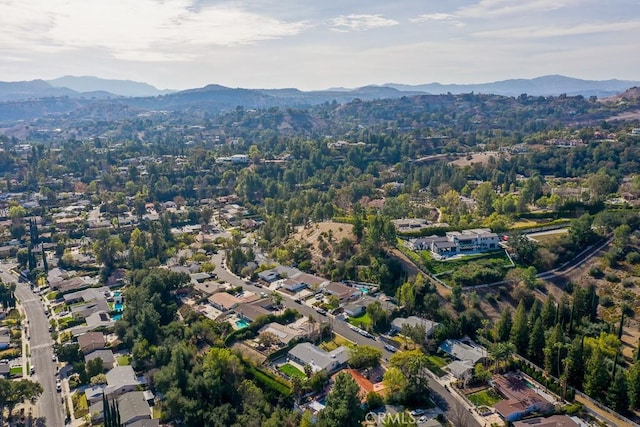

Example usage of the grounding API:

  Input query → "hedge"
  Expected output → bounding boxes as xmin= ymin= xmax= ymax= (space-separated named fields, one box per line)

xmin=245 ymin=364 xmax=291 ymax=397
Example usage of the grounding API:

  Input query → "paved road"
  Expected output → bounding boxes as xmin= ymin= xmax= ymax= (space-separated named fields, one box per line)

xmin=1 ymin=265 xmax=64 ymax=427
xmin=211 ymin=253 xmax=481 ymax=427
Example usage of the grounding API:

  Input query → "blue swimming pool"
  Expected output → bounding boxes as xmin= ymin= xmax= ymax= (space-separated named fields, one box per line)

xmin=112 ymin=314 xmax=122 ymax=321
xmin=114 ymin=303 xmax=124 ymax=312
xmin=235 ymin=319 xmax=250 ymax=328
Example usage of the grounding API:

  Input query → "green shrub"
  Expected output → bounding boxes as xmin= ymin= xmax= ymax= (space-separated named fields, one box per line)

xmin=588 ymin=266 xmax=603 ymax=278
xmin=605 ymin=273 xmax=620 ymax=283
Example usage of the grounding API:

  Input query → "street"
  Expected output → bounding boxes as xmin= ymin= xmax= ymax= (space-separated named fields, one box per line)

xmin=1 ymin=264 xmax=65 ymax=427
xmin=210 ymin=252 xmax=481 ymax=427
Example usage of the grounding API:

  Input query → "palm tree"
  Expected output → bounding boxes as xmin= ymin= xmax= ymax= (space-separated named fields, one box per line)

xmin=490 ymin=342 xmax=516 ymax=373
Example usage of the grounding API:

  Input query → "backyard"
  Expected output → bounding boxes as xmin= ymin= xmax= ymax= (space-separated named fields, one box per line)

xmin=278 ymin=363 xmax=306 ymax=379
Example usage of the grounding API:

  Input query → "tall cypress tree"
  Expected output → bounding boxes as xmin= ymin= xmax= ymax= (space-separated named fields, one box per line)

xmin=527 ymin=318 xmax=545 ymax=365
xmin=103 ymin=393 xmax=110 ymax=427
xmin=510 ymin=300 xmax=529 ymax=354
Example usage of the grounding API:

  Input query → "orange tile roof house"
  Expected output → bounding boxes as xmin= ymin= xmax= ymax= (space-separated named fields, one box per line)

xmin=492 ymin=373 xmax=554 ymax=422
xmin=334 ymin=369 xmax=386 ymax=401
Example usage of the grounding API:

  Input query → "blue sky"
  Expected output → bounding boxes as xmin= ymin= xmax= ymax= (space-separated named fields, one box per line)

xmin=0 ymin=0 xmax=638 ymax=90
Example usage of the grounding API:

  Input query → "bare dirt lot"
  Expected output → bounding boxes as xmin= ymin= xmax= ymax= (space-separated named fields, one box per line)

xmin=449 ymin=151 xmax=505 ymax=167
xmin=292 ymin=221 xmax=355 ymax=262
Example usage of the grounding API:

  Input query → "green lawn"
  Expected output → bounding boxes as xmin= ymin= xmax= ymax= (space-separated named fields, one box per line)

xmin=467 ymin=388 xmax=503 ymax=407
xmin=426 ymin=354 xmax=449 ymax=368
xmin=347 ymin=313 xmax=372 ymax=328
xmin=117 ymin=355 xmax=131 ymax=366
xmin=420 ymin=250 xmax=509 ymax=275
xmin=9 ymin=366 xmax=23 ymax=377
xmin=278 ymin=363 xmax=306 ymax=379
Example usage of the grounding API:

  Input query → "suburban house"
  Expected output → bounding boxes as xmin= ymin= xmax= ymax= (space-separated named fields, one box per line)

xmin=444 ymin=359 xmax=476 ymax=382
xmin=333 ymin=369 xmax=386 ymax=402
xmin=77 ymin=332 xmax=106 ymax=354
xmin=280 ymin=272 xmax=330 ymax=293
xmin=105 ymin=366 xmax=142 ymax=398
xmin=257 ymin=270 xmax=280 ymax=283
xmin=438 ymin=338 xmax=486 ymax=365
xmin=287 ymin=342 xmax=349 ymax=374
xmin=84 ymin=385 xmax=106 ymax=405
xmin=189 ymin=272 xmax=211 ymax=284
xmin=492 ymin=373 xmax=554 ymax=422
xmin=411 ymin=228 xmax=499 ymax=257
xmin=344 ymin=301 xmax=367 ymax=317
xmin=322 ymin=282 xmax=361 ymax=302
xmin=90 ymin=391 xmax=154 ymax=425
xmin=391 ymin=316 xmax=439 ymax=338
xmin=84 ymin=349 xmax=116 ymax=370
xmin=0 ymin=333 xmax=10 ymax=350
xmin=234 ymin=299 xmax=273 ymax=322
xmin=258 ymin=322 xmax=305 ymax=346
xmin=208 ymin=292 xmax=243 ymax=312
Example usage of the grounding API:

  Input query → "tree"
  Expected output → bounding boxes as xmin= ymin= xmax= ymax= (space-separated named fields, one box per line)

xmin=569 ymin=214 xmax=595 ymax=246
xmin=86 ymin=357 xmax=105 ymax=378
xmin=349 ymin=345 xmax=382 ymax=369
xmin=584 ymin=346 xmax=609 ymax=397
xmin=318 ymin=372 xmax=364 ymax=427
xmin=367 ymin=300 xmax=388 ymax=331
xmin=1 ymin=378 xmax=43 ymax=420
xmin=510 ymin=300 xmax=529 ymax=354
xmin=366 ymin=391 xmax=384 ymax=411
xmin=383 ymin=367 xmax=407 ymax=398
xmin=527 ymin=318 xmax=545 ymax=365
xmin=495 ymin=308 xmax=512 ymax=342
xmin=490 ymin=342 xmax=515 ymax=373
xmin=606 ymin=370 xmax=629 ymax=412
xmin=541 ymin=296 xmax=556 ymax=329
xmin=628 ymin=360 xmax=640 ymax=409
xmin=388 ymin=349 xmax=431 ymax=406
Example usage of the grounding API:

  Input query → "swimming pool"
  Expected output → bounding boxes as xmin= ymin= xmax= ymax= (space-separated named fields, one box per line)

xmin=112 ymin=314 xmax=122 ymax=321
xmin=357 ymin=286 xmax=370 ymax=295
xmin=114 ymin=303 xmax=124 ymax=312
xmin=235 ymin=319 xmax=250 ymax=328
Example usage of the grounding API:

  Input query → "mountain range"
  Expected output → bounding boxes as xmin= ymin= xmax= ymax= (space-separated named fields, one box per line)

xmin=0 ymin=75 xmax=638 ymax=122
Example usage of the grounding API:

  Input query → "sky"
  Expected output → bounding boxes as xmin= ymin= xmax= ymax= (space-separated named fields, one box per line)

xmin=0 ymin=0 xmax=639 ymax=91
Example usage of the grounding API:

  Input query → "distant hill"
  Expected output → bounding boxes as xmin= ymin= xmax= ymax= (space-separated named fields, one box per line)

xmin=47 ymin=75 xmax=174 ymax=97
xmin=0 ymin=79 xmax=79 ymax=101
xmin=1 ymin=75 xmax=639 ymax=122
xmin=385 ymin=75 xmax=640 ymax=98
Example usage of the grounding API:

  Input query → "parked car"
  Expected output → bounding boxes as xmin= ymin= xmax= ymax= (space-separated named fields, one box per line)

xmin=315 ymin=308 xmax=327 ymax=315
xmin=293 ymin=298 xmax=302 ymax=304
xmin=56 ymin=380 xmax=62 ymax=392
xmin=384 ymin=344 xmax=398 ymax=353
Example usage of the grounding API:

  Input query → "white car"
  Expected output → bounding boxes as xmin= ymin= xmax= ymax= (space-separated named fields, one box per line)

xmin=56 ymin=380 xmax=62 ymax=392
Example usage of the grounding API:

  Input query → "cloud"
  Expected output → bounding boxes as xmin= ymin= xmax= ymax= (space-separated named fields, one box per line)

xmin=330 ymin=14 xmax=399 ymax=32
xmin=474 ymin=20 xmax=640 ymax=38
xmin=410 ymin=13 xmax=457 ymax=23
xmin=0 ymin=0 xmax=308 ymax=61
xmin=458 ymin=0 xmax=581 ymax=18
